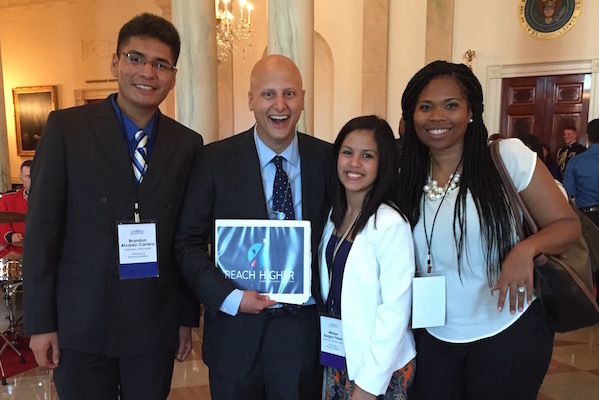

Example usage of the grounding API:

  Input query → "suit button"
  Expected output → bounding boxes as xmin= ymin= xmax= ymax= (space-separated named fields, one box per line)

xmin=99 ymin=196 xmax=109 ymax=204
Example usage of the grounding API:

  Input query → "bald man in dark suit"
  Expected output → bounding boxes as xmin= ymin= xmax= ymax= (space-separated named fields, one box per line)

xmin=176 ymin=54 xmax=331 ymax=400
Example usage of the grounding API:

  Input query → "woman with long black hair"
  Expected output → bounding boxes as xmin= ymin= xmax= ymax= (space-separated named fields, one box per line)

xmin=397 ymin=61 xmax=580 ymax=400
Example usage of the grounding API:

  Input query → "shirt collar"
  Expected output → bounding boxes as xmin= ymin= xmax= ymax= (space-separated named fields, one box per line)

xmin=110 ymin=94 xmax=158 ymax=141
xmin=252 ymin=125 xmax=300 ymax=168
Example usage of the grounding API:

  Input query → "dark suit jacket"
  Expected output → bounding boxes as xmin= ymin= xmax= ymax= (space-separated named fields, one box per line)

xmin=175 ymin=128 xmax=331 ymax=378
xmin=23 ymin=97 xmax=202 ymax=357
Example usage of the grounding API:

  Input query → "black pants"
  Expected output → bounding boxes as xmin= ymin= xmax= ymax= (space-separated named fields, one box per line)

xmin=209 ymin=306 xmax=322 ymax=400
xmin=412 ymin=300 xmax=554 ymax=400
xmin=53 ymin=347 xmax=176 ymax=400
xmin=581 ymin=210 xmax=599 ymax=302
xmin=582 ymin=209 xmax=599 ymax=227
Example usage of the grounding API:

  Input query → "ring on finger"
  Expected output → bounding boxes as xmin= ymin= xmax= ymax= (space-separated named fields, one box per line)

xmin=517 ymin=285 xmax=526 ymax=293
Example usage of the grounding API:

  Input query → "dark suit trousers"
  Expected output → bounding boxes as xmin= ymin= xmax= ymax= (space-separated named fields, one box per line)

xmin=53 ymin=347 xmax=176 ymax=400
xmin=209 ymin=306 xmax=322 ymax=400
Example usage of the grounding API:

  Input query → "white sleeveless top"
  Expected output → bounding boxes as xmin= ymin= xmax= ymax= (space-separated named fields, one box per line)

xmin=413 ymin=139 xmax=537 ymax=343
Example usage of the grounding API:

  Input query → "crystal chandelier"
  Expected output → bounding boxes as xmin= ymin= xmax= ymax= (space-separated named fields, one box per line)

xmin=215 ymin=0 xmax=254 ymax=63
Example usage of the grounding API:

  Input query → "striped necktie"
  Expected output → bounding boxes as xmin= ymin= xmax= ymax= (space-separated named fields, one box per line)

xmin=132 ymin=129 xmax=148 ymax=184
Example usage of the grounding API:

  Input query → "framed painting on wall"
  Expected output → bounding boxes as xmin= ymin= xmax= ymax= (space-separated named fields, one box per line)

xmin=12 ymin=86 xmax=58 ymax=156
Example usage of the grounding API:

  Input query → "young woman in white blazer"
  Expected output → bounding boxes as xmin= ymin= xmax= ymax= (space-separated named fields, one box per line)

xmin=319 ymin=115 xmax=416 ymax=400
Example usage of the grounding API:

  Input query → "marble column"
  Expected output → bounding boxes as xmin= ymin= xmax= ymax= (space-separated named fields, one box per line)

xmin=425 ymin=0 xmax=454 ymax=63
xmin=268 ymin=0 xmax=314 ymax=135
xmin=0 ymin=40 xmax=12 ymax=192
xmin=172 ymin=0 xmax=219 ymax=144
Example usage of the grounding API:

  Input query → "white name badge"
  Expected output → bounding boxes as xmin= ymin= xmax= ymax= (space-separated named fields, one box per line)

xmin=117 ymin=222 xmax=158 ymax=279
xmin=412 ymin=275 xmax=446 ymax=328
xmin=320 ymin=316 xmax=346 ymax=370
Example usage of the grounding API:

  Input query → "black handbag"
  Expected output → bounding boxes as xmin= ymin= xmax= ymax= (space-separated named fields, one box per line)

xmin=490 ymin=140 xmax=599 ymax=332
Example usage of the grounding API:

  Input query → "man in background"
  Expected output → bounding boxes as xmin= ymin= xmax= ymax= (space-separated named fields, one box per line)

xmin=556 ymin=125 xmax=586 ymax=180
xmin=563 ymin=119 xmax=599 ymax=225
xmin=23 ymin=13 xmax=201 ymax=400
xmin=563 ymin=119 xmax=599 ymax=303
xmin=175 ymin=54 xmax=331 ymax=399
xmin=0 ymin=160 xmax=31 ymax=259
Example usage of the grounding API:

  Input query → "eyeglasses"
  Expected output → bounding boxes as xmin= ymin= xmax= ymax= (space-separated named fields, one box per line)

xmin=117 ymin=52 xmax=177 ymax=73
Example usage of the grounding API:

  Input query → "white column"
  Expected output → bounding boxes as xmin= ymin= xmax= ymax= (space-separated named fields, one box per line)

xmin=268 ymin=0 xmax=314 ymax=135
xmin=172 ymin=0 xmax=219 ymax=144
xmin=0 ymin=40 xmax=12 ymax=192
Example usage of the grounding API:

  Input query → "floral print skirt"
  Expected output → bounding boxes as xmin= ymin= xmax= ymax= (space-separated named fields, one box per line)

xmin=324 ymin=358 xmax=415 ymax=400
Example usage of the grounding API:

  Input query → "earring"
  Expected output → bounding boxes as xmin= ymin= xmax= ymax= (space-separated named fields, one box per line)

xmin=469 ymin=118 xmax=473 ymax=123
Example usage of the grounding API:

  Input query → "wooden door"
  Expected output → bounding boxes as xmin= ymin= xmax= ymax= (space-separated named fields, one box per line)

xmin=500 ymin=74 xmax=591 ymax=159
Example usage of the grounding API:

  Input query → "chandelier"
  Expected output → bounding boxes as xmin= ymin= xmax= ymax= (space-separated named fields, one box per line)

xmin=215 ymin=0 xmax=254 ymax=63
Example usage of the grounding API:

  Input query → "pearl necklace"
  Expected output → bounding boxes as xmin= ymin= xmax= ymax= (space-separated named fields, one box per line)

xmin=423 ymin=162 xmax=462 ymax=201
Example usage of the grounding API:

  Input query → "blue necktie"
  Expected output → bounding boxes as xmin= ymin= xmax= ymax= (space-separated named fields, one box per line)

xmin=272 ymin=156 xmax=295 ymax=220
xmin=132 ymin=129 xmax=148 ymax=184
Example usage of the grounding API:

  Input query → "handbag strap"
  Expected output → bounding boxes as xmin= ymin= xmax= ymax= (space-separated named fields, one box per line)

xmin=489 ymin=140 xmax=550 ymax=265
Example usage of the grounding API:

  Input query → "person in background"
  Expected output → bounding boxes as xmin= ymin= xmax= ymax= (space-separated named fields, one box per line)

xmin=487 ymin=133 xmax=505 ymax=143
xmin=175 ymin=54 xmax=331 ymax=400
xmin=542 ymin=144 xmax=560 ymax=180
xmin=518 ymin=134 xmax=567 ymax=197
xmin=319 ymin=115 xmax=415 ymax=400
xmin=0 ymin=160 xmax=31 ymax=259
xmin=23 ymin=13 xmax=201 ymax=400
xmin=396 ymin=60 xmax=580 ymax=400
xmin=563 ymin=119 xmax=599 ymax=226
xmin=556 ymin=125 xmax=586 ymax=180
xmin=562 ymin=118 xmax=599 ymax=303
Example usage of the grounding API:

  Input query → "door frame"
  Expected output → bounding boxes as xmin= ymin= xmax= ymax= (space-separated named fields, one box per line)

xmin=485 ymin=58 xmax=599 ymax=136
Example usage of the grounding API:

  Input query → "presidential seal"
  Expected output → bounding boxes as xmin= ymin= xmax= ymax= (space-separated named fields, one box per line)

xmin=518 ymin=0 xmax=582 ymax=39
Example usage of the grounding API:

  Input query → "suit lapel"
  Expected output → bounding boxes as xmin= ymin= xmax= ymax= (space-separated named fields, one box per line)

xmin=88 ymin=99 xmax=136 ymax=196
xmin=137 ymin=113 xmax=182 ymax=199
xmin=230 ymin=130 xmax=269 ymax=218
xmin=298 ymin=134 xmax=319 ymax=223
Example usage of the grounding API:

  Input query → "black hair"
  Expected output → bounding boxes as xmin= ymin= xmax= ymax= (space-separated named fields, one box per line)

xmin=20 ymin=160 xmax=32 ymax=170
xmin=329 ymin=115 xmax=403 ymax=238
xmin=587 ymin=119 xmax=599 ymax=144
xmin=117 ymin=13 xmax=181 ymax=64
xmin=563 ymin=125 xmax=577 ymax=133
xmin=397 ymin=60 xmax=516 ymax=286
xmin=518 ymin=134 xmax=544 ymax=162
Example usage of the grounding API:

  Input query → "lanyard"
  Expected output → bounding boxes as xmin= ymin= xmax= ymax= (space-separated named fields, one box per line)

xmin=328 ymin=211 xmax=361 ymax=293
xmin=423 ymin=158 xmax=462 ymax=273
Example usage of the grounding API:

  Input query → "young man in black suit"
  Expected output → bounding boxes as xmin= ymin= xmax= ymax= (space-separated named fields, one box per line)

xmin=23 ymin=14 xmax=202 ymax=400
xmin=176 ymin=54 xmax=331 ymax=399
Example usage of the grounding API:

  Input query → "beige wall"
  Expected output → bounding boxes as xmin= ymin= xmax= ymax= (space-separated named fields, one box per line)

xmin=314 ymin=0 xmax=364 ymax=141
xmin=387 ymin=0 xmax=428 ymax=135
xmin=454 ymin=0 xmax=598 ymax=82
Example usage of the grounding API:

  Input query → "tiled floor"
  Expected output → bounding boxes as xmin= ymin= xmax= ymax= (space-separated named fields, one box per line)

xmin=1 ymin=304 xmax=599 ymax=399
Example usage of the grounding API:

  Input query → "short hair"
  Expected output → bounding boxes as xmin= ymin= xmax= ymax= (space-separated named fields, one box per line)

xmin=329 ymin=115 xmax=402 ymax=237
xmin=517 ymin=134 xmax=544 ymax=162
xmin=563 ymin=125 xmax=577 ymax=133
xmin=20 ymin=160 xmax=32 ymax=171
xmin=117 ymin=13 xmax=181 ymax=65
xmin=587 ymin=119 xmax=599 ymax=144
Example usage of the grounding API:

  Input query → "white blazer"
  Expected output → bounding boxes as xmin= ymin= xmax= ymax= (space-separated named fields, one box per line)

xmin=319 ymin=203 xmax=416 ymax=395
